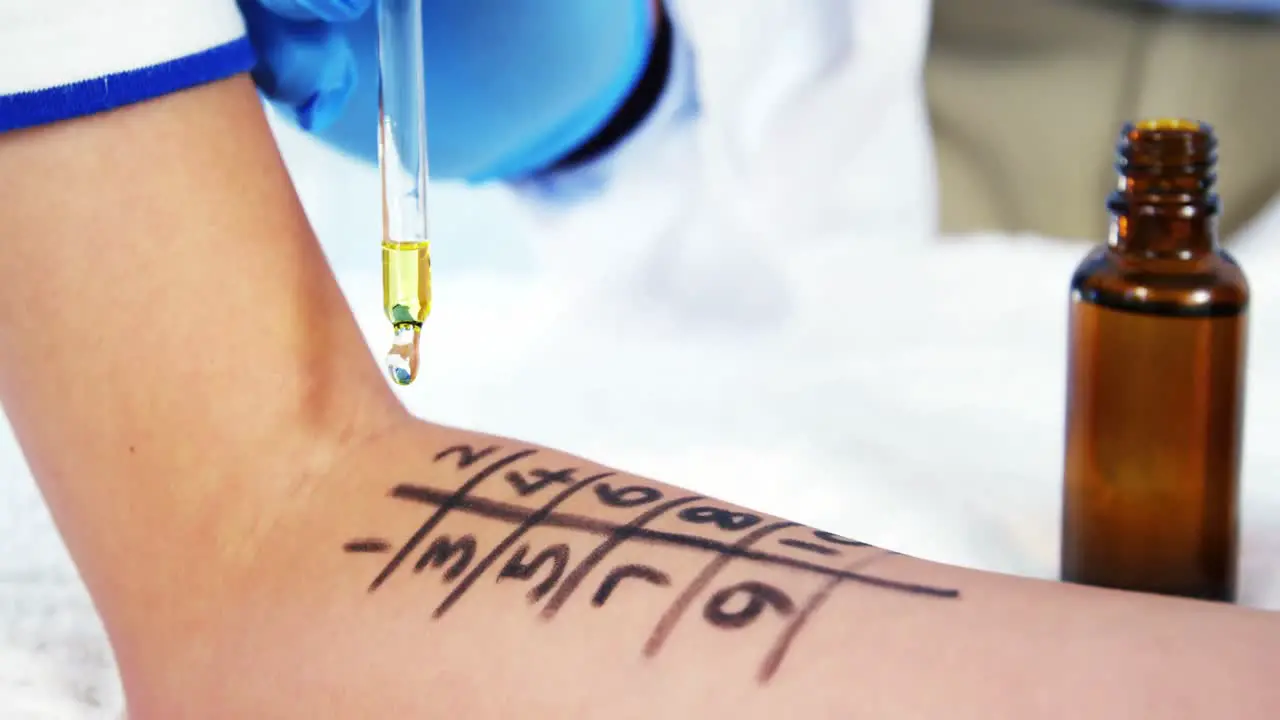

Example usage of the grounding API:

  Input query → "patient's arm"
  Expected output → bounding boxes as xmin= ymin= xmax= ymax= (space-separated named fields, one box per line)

xmin=0 ymin=72 xmax=405 ymax=680
xmin=228 ymin=422 xmax=1280 ymax=719
xmin=1 ymin=76 xmax=1277 ymax=719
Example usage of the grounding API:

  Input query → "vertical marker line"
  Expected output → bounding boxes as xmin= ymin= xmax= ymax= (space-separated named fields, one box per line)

xmin=369 ymin=449 xmax=537 ymax=592
xmin=756 ymin=551 xmax=889 ymax=683
xmin=642 ymin=521 xmax=797 ymax=658
xmin=432 ymin=472 xmax=614 ymax=618
xmin=540 ymin=495 xmax=703 ymax=619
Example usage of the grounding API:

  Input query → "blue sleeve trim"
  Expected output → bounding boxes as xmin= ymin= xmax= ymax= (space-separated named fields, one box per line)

xmin=0 ymin=37 xmax=256 ymax=133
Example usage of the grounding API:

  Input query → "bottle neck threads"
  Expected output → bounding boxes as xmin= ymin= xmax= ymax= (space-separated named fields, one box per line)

xmin=1106 ymin=119 xmax=1220 ymax=256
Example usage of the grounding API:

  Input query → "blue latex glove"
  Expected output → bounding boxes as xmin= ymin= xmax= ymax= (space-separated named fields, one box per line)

xmin=238 ymin=0 xmax=656 ymax=182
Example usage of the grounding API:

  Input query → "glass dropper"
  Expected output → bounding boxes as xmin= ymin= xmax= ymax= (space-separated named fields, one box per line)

xmin=376 ymin=0 xmax=432 ymax=386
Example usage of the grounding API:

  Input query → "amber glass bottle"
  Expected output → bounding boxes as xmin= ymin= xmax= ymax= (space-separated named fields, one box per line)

xmin=1060 ymin=119 xmax=1248 ymax=602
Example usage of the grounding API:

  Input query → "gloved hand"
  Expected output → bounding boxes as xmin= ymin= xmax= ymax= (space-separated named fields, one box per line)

xmin=236 ymin=0 xmax=367 ymax=132
xmin=238 ymin=0 xmax=657 ymax=182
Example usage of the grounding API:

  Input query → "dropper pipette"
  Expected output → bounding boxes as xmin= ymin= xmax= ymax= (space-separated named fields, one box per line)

xmin=376 ymin=0 xmax=431 ymax=386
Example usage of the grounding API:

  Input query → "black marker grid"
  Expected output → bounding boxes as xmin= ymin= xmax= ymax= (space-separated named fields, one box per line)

xmin=345 ymin=445 xmax=961 ymax=683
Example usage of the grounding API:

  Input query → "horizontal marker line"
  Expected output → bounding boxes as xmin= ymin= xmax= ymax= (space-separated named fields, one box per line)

xmin=390 ymin=484 xmax=959 ymax=599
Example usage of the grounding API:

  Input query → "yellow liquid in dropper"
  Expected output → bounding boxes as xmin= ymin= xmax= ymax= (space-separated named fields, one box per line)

xmin=382 ymin=239 xmax=432 ymax=385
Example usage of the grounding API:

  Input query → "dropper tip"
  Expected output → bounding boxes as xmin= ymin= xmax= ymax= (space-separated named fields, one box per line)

xmin=389 ymin=366 xmax=414 ymax=386
xmin=385 ymin=324 xmax=421 ymax=386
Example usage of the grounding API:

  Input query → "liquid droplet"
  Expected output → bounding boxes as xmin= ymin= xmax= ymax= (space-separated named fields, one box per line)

xmin=386 ymin=324 xmax=421 ymax=386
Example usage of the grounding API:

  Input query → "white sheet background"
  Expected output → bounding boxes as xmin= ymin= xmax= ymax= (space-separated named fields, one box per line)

xmin=6 ymin=65 xmax=1280 ymax=720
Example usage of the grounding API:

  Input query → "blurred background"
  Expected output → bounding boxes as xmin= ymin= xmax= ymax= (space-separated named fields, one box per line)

xmin=5 ymin=0 xmax=1280 ymax=715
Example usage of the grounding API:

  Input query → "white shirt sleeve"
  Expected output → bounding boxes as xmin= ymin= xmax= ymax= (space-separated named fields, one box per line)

xmin=509 ymin=0 xmax=938 ymax=311
xmin=0 ymin=0 xmax=251 ymax=132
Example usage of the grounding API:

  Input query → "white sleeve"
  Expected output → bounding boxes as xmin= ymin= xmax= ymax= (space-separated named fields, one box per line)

xmin=510 ymin=0 xmax=938 ymax=320
xmin=0 ymin=0 xmax=251 ymax=132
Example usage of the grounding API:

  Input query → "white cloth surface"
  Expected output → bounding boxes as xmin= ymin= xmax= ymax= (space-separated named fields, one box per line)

xmin=4 ymin=0 xmax=1280 ymax=715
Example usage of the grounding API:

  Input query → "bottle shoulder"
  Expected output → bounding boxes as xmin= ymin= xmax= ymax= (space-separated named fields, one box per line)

xmin=1069 ymin=246 xmax=1249 ymax=317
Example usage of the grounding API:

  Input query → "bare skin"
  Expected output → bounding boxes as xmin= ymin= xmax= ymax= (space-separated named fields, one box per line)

xmin=1 ymin=76 xmax=1277 ymax=719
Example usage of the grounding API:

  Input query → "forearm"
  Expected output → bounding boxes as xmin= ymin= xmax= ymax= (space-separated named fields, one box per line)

xmin=162 ymin=420 xmax=1280 ymax=719
xmin=0 ymin=76 xmax=401 ymax=650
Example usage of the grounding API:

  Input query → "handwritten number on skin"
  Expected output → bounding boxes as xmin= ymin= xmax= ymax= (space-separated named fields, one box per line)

xmin=506 ymin=467 xmax=578 ymax=496
xmin=594 ymin=483 xmax=664 ymax=509
xmin=498 ymin=543 xmax=571 ymax=603
xmin=414 ymin=534 xmax=478 ymax=582
xmin=592 ymin=565 xmax=671 ymax=607
xmin=678 ymin=506 xmax=762 ymax=532
xmin=703 ymin=582 xmax=796 ymax=629
xmin=433 ymin=444 xmax=500 ymax=469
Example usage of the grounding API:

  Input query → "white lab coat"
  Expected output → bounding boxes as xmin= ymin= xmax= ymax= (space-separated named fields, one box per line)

xmin=523 ymin=0 xmax=939 ymax=310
